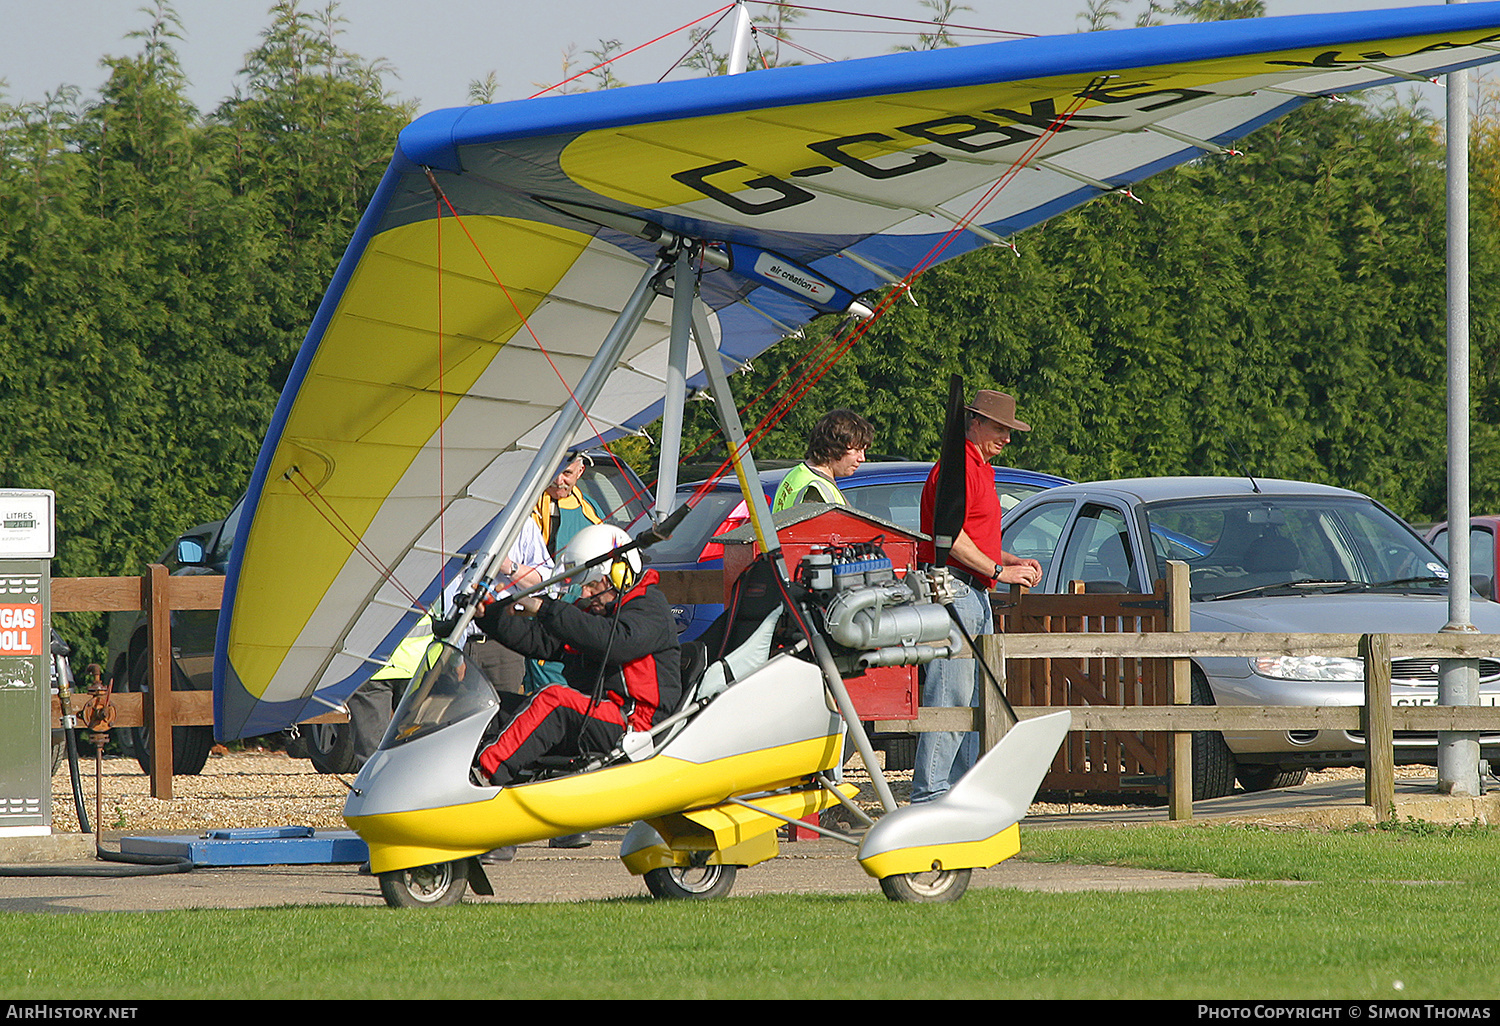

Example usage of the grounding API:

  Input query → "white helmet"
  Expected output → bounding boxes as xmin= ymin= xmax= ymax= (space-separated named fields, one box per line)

xmin=559 ymin=523 xmax=641 ymax=592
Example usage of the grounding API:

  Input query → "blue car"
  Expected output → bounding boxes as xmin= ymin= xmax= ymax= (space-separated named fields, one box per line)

xmin=636 ymin=461 xmax=1073 ymax=640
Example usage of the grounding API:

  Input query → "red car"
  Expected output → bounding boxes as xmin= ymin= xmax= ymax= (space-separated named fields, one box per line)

xmin=1423 ymin=517 xmax=1500 ymax=601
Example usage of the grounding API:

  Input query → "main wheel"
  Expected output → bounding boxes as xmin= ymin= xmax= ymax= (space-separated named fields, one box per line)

xmin=879 ymin=867 xmax=971 ymax=903
xmin=378 ymin=861 xmax=468 ymax=908
xmin=1190 ymin=667 xmax=1237 ymax=801
xmin=126 ymin=652 xmax=213 ymax=776
xmin=643 ymin=863 xmax=737 ymax=900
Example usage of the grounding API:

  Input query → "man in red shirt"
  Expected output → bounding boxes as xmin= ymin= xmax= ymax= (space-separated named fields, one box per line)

xmin=913 ymin=390 xmax=1041 ymax=803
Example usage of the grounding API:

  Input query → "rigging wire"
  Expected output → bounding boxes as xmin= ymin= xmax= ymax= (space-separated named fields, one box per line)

xmin=745 ymin=2 xmax=1035 ymax=40
xmin=531 ymin=4 xmax=736 ymax=97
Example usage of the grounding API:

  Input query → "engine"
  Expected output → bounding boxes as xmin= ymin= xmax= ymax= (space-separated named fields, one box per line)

xmin=796 ymin=542 xmax=962 ymax=675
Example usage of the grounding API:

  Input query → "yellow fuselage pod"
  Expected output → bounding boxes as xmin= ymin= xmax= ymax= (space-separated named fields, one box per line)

xmin=347 ymin=653 xmax=845 ymax=874
xmin=620 ymin=782 xmax=861 ymax=876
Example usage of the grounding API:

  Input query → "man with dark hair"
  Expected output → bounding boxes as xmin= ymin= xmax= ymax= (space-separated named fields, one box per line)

xmin=912 ymin=389 xmax=1042 ymax=804
xmin=772 ymin=409 xmax=874 ymax=511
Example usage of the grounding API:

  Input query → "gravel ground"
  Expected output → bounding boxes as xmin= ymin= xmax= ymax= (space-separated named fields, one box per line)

xmin=49 ymin=745 xmax=1434 ymax=836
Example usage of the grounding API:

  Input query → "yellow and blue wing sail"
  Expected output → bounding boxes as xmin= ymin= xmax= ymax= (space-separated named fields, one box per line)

xmin=215 ymin=5 xmax=1500 ymax=739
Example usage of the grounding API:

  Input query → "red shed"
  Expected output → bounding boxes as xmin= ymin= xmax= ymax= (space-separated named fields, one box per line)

xmin=718 ymin=503 xmax=923 ymax=721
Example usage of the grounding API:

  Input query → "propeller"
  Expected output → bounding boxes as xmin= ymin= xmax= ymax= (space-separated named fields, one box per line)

xmin=931 ymin=373 xmax=968 ymax=571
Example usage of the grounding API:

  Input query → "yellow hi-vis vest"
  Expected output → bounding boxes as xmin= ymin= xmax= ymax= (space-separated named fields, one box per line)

xmin=772 ymin=463 xmax=846 ymax=512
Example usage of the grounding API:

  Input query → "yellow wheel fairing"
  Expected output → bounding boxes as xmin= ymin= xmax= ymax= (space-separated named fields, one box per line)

xmin=349 ymin=733 xmax=845 ymax=875
xmin=620 ymin=829 xmax=779 ymax=877
xmin=857 ymin=822 xmax=1021 ymax=880
xmin=225 ymin=215 xmax=595 ymax=703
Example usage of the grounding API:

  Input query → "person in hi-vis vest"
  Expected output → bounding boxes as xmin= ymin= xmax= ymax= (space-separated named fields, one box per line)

xmin=771 ymin=410 xmax=873 ymax=512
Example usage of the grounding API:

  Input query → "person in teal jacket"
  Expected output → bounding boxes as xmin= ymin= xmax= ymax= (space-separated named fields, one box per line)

xmin=772 ymin=409 xmax=874 ymax=512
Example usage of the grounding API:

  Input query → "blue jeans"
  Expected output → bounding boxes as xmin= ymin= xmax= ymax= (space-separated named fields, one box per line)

xmin=910 ymin=582 xmax=993 ymax=804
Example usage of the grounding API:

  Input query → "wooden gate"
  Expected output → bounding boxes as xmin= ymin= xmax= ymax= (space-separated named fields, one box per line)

xmin=994 ymin=583 xmax=1170 ymax=794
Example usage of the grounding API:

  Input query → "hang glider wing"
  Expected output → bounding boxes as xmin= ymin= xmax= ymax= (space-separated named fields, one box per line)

xmin=215 ymin=4 xmax=1500 ymax=739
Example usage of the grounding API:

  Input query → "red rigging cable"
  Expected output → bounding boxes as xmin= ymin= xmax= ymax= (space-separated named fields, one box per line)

xmin=717 ymin=77 xmax=1107 ymax=474
xmin=286 ymin=466 xmax=422 ymax=609
xmin=532 ymin=4 xmax=737 ymax=97
xmin=423 ymin=175 xmax=653 ymax=517
xmin=746 ymin=2 xmax=1035 ymax=39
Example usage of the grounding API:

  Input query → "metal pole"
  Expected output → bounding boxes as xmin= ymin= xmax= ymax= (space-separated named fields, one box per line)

xmin=1440 ymin=13 xmax=1481 ymax=797
xmin=449 ymin=253 xmax=669 ymax=639
xmin=727 ymin=2 xmax=753 ymax=76
xmin=689 ymin=299 xmax=899 ymax=813
xmin=653 ymin=246 xmax=694 ymax=523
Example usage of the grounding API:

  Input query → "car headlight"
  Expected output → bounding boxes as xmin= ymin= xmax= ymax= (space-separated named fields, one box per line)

xmin=1253 ymin=655 xmax=1366 ymax=682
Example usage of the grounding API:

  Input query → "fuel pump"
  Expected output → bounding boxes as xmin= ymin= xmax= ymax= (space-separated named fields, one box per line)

xmin=0 ymin=489 xmax=54 ymax=837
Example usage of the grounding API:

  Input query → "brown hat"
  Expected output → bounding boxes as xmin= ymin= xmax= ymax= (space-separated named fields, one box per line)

xmin=966 ymin=390 xmax=1030 ymax=432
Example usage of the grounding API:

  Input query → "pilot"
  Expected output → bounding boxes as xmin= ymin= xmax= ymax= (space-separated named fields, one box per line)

xmin=467 ymin=523 xmax=682 ymax=788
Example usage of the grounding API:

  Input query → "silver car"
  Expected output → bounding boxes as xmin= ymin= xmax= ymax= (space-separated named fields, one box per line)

xmin=1002 ymin=477 xmax=1500 ymax=798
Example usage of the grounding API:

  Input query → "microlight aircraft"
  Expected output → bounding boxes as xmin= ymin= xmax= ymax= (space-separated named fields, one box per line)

xmin=216 ymin=5 xmax=1500 ymax=905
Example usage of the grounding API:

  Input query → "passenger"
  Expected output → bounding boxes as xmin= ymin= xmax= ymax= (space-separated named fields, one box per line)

xmin=468 ymin=524 xmax=682 ymax=790
xmin=771 ymin=409 xmax=873 ymax=511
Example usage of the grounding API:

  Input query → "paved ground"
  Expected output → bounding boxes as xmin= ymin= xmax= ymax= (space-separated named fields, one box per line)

xmin=3 ymin=774 xmax=1496 ymax=913
xmin=0 ymin=827 xmax=1242 ymax=914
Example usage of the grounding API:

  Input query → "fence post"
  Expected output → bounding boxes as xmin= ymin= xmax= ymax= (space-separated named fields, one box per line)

xmin=1361 ymin=632 xmax=1394 ymax=820
xmin=144 ymin=563 xmax=175 ymax=800
xmin=979 ymin=632 xmax=1013 ymax=755
xmin=1166 ymin=560 xmax=1192 ymax=821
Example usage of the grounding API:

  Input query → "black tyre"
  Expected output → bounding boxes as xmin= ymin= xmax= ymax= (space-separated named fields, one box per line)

xmin=126 ymin=651 xmax=213 ymax=776
xmin=1190 ymin=667 xmax=1237 ymax=800
xmin=643 ymin=863 xmax=737 ymax=900
xmin=879 ymin=867 xmax=971 ymax=903
xmin=379 ymin=861 xmax=468 ymax=908
xmin=1235 ymin=764 xmax=1308 ymax=793
xmin=881 ymin=734 xmax=917 ymax=772
xmin=305 ymin=721 xmax=358 ymax=775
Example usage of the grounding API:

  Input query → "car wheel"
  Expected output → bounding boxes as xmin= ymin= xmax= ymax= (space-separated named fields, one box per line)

xmin=879 ymin=867 xmax=971 ymax=903
xmin=125 ymin=651 xmax=213 ymax=776
xmin=1190 ymin=667 xmax=1237 ymax=800
xmin=643 ymin=863 xmax=737 ymax=900
xmin=881 ymin=735 xmax=916 ymax=772
xmin=305 ymin=721 xmax=359 ymax=775
xmin=379 ymin=861 xmax=468 ymax=908
xmin=1235 ymin=764 xmax=1308 ymax=793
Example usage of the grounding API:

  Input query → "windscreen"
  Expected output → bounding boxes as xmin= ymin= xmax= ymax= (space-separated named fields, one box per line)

xmin=379 ymin=641 xmax=499 ymax=750
xmin=1145 ymin=497 xmax=1446 ymax=602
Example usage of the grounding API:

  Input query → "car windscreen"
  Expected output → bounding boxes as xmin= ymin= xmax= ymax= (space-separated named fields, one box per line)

xmin=579 ymin=458 xmax=653 ymax=526
xmin=1145 ymin=496 xmax=1448 ymax=602
xmin=843 ymin=478 xmax=1050 ymax=535
xmin=638 ymin=489 xmax=747 ymax=564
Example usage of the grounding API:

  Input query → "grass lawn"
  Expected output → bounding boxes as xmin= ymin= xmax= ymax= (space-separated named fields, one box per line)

xmin=2 ymin=821 xmax=1497 ymax=1001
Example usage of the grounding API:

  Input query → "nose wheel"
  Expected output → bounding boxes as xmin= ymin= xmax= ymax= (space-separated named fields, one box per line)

xmin=643 ymin=862 xmax=737 ymax=900
xmin=379 ymin=861 xmax=469 ymax=908
xmin=879 ymin=867 xmax=971 ymax=903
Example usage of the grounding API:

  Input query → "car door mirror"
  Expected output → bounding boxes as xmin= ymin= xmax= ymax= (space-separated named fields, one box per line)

xmin=176 ymin=537 xmax=207 ymax=566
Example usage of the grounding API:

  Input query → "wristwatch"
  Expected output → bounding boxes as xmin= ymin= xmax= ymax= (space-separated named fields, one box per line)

xmin=993 ymin=562 xmax=1003 ymax=580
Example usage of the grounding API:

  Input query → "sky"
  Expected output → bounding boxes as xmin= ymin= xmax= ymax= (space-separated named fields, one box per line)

xmin=0 ymin=0 xmax=1446 ymax=116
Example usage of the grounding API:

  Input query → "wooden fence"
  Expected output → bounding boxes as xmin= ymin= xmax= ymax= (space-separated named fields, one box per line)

xmin=48 ymin=561 xmax=1500 ymax=816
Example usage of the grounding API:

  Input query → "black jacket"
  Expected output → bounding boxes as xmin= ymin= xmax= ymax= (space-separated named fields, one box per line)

xmin=476 ymin=569 xmax=682 ymax=730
